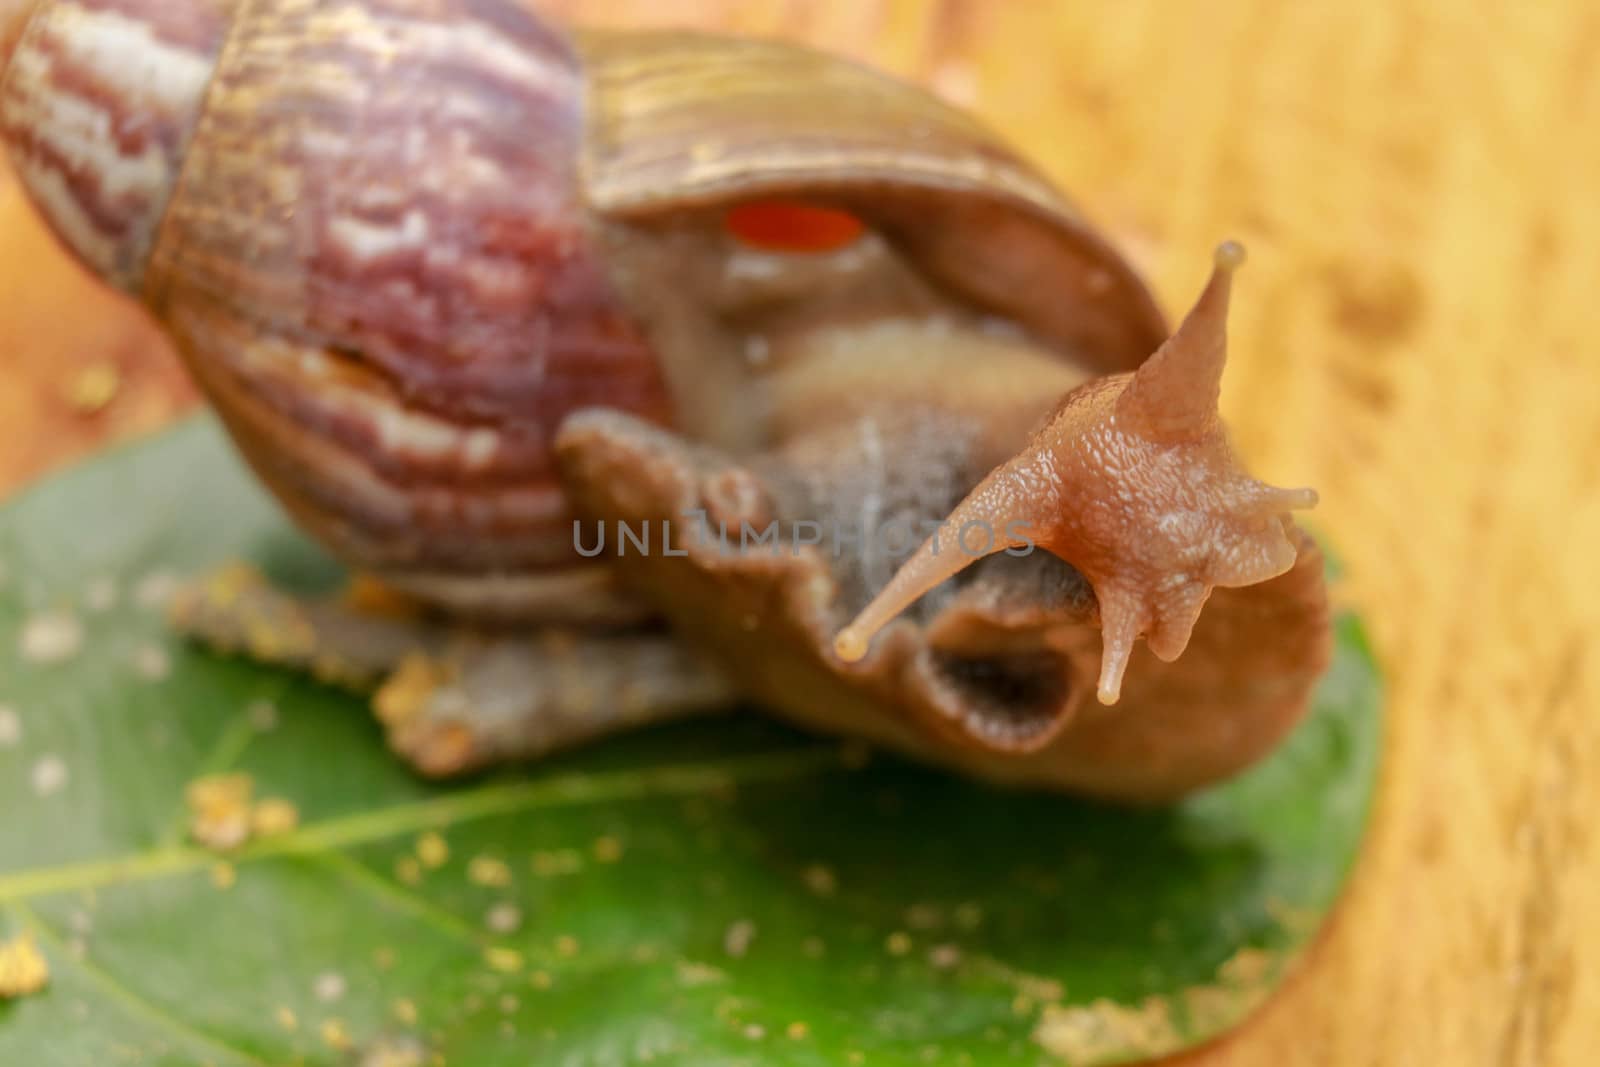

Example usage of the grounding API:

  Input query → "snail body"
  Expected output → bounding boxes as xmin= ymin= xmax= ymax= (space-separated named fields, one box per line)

xmin=1 ymin=0 xmax=1329 ymax=802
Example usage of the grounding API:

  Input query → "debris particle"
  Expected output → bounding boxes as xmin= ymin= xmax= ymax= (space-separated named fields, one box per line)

xmin=592 ymin=835 xmax=624 ymax=864
xmin=743 ymin=1024 xmax=766 ymax=1041
xmin=801 ymin=937 xmax=826 ymax=959
xmin=786 ymin=1021 xmax=810 ymax=1040
xmin=20 ymin=611 xmax=85 ymax=664
xmin=314 ymin=972 xmax=348 ymax=1004
xmin=30 ymin=755 xmax=68 ymax=796
xmin=530 ymin=970 xmax=553 ymax=991
xmin=498 ymin=994 xmax=520 ymax=1014
xmin=392 ymin=998 xmax=419 ymax=1026
xmin=1013 ymin=973 xmax=1065 ymax=1004
xmin=531 ymin=849 xmax=583 ymax=876
xmin=251 ymin=798 xmax=300 ymax=838
xmin=132 ymin=644 xmax=172 ymax=682
xmin=395 ymin=857 xmax=423 ymax=886
xmin=675 ymin=961 xmax=725 ymax=988
xmin=83 ymin=578 xmax=119 ymax=613
xmin=65 ymin=361 xmax=122 ymax=414
xmin=186 ymin=774 xmax=255 ymax=851
xmin=885 ymin=932 xmax=913 ymax=957
xmin=274 ymin=1006 xmax=299 ymax=1031
xmin=374 ymin=947 xmax=397 ymax=971
xmin=247 ymin=700 xmax=281 ymax=732
xmin=1032 ymin=996 xmax=1179 ymax=1063
xmin=321 ymin=1018 xmax=353 ymax=1051
xmin=416 ymin=832 xmax=449 ymax=870
xmin=1182 ymin=980 xmax=1267 ymax=1034
xmin=847 ymin=1053 xmax=866 ymax=1065
xmin=953 ymin=903 xmax=985 ymax=931
xmin=485 ymin=903 xmax=522 ymax=935
xmin=905 ymin=903 xmax=943 ymax=930
xmin=929 ymin=944 xmax=963 ymax=970
xmin=210 ymin=863 xmax=237 ymax=890
xmin=0 ymin=705 xmax=20 ymax=748
xmin=802 ymin=864 xmax=837 ymax=897
xmin=483 ymin=947 xmax=524 ymax=974
xmin=374 ymin=653 xmax=449 ymax=730
xmin=134 ymin=571 xmax=180 ymax=611
xmin=554 ymin=935 xmax=579 ymax=959
xmin=0 ymin=933 xmax=50 ymax=999
xmin=723 ymin=920 xmax=757 ymax=959
xmin=467 ymin=856 xmax=513 ymax=888
xmin=1218 ymin=947 xmax=1273 ymax=987
xmin=361 ymin=1036 xmax=427 ymax=1067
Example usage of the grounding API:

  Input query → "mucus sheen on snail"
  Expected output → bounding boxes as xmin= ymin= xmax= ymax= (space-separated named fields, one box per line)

xmin=0 ymin=0 xmax=1329 ymax=803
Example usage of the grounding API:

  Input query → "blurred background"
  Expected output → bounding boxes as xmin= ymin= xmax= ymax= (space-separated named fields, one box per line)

xmin=2 ymin=2 xmax=1597 ymax=1064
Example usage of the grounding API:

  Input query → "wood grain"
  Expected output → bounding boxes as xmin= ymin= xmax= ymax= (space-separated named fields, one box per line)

xmin=2 ymin=2 xmax=1597 ymax=1063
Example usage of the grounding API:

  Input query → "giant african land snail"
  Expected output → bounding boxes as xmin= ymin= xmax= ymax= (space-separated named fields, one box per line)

xmin=0 ymin=0 xmax=1329 ymax=802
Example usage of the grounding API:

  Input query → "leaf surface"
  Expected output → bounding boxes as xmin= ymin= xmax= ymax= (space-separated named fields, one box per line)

xmin=0 ymin=418 xmax=1381 ymax=1066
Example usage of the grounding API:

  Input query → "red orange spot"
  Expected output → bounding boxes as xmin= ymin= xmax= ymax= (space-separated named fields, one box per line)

xmin=725 ymin=199 xmax=866 ymax=253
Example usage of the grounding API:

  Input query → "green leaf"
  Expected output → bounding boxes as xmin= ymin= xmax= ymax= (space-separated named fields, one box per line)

xmin=0 ymin=417 xmax=1381 ymax=1067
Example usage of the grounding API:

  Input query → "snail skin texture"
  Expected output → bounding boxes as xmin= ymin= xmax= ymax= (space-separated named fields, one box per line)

xmin=0 ymin=0 xmax=1329 ymax=803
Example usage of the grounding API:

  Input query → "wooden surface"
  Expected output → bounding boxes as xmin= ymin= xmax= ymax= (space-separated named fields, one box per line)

xmin=3 ymin=2 xmax=1598 ymax=1063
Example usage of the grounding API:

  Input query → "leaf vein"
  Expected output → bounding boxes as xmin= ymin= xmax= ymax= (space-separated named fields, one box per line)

xmin=0 ymin=746 xmax=848 ymax=905
xmin=8 ymin=900 xmax=273 ymax=1066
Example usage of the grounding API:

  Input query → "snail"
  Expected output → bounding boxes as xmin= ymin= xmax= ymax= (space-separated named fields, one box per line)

xmin=0 ymin=0 xmax=1328 ymax=803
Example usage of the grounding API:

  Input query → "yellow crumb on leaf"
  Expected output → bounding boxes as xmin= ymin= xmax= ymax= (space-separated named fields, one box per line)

xmin=321 ymin=1017 xmax=353 ymax=1051
xmin=392 ymin=998 xmax=419 ymax=1027
xmin=786 ymin=1021 xmax=810 ymax=1040
xmin=210 ymin=862 xmax=237 ymax=890
xmin=395 ymin=857 xmax=423 ymax=886
xmin=186 ymin=773 xmax=255 ymax=851
xmin=251 ymin=797 xmax=300 ymax=838
xmin=1218 ymin=946 xmax=1274 ymax=987
xmin=19 ymin=611 xmax=84 ymax=665
xmin=592 ymin=835 xmax=624 ymax=864
xmin=554 ymin=935 xmax=579 ymax=959
xmin=376 ymin=655 xmax=451 ymax=729
xmin=274 ymin=1006 xmax=299 ymax=1032
xmin=361 ymin=1037 xmax=428 ymax=1067
xmin=416 ymin=832 xmax=449 ymax=870
xmin=1032 ymin=996 xmax=1180 ymax=1064
xmin=484 ymin=947 xmax=524 ymax=974
xmin=802 ymin=864 xmax=837 ymax=897
xmin=467 ymin=855 xmax=513 ymax=888
xmin=885 ymin=931 xmax=913 ymax=957
xmin=531 ymin=849 xmax=583 ymax=877
xmin=0 ymin=933 xmax=49 ymax=999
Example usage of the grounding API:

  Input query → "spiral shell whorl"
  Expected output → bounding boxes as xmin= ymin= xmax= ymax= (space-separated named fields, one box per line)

xmin=0 ymin=0 xmax=230 ymax=292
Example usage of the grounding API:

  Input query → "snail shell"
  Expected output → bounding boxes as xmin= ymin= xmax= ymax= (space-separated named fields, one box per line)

xmin=1 ymin=1 xmax=1329 ymax=801
xmin=0 ymin=0 xmax=1161 ymax=615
